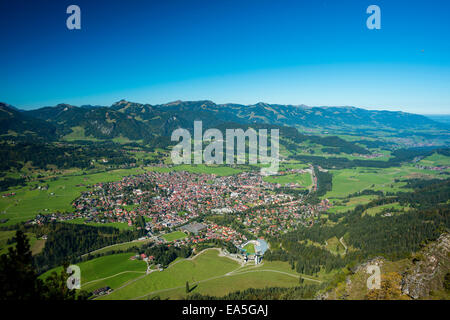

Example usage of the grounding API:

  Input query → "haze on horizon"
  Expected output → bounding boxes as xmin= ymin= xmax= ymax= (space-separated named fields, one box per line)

xmin=1 ymin=0 xmax=449 ymax=114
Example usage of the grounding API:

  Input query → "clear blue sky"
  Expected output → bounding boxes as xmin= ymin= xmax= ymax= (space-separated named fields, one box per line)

xmin=1 ymin=0 xmax=449 ymax=114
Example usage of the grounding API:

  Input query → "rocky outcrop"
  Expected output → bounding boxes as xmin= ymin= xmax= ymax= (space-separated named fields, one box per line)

xmin=401 ymin=233 xmax=450 ymax=299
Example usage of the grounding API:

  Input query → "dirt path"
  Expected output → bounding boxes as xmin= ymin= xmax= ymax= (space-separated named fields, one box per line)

xmin=83 ymin=270 xmax=146 ymax=287
xmin=309 ymin=166 xmax=317 ymax=192
xmin=339 ymin=237 xmax=348 ymax=253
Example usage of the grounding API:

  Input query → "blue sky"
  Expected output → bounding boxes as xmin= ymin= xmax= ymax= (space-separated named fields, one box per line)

xmin=1 ymin=0 xmax=449 ymax=114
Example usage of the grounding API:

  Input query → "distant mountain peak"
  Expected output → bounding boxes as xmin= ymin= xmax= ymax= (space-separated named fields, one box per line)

xmin=0 ymin=102 xmax=20 ymax=112
xmin=112 ymin=99 xmax=131 ymax=106
xmin=164 ymin=100 xmax=184 ymax=106
xmin=163 ymin=100 xmax=216 ymax=107
xmin=254 ymin=102 xmax=270 ymax=107
xmin=55 ymin=103 xmax=77 ymax=110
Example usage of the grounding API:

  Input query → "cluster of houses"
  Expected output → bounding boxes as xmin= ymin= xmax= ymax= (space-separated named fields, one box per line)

xmin=2 ymin=192 xmax=15 ymax=198
xmin=171 ymin=222 xmax=247 ymax=248
xmin=26 ymin=167 xmax=337 ymax=261
xmin=164 ymin=197 xmax=332 ymax=248
xmin=67 ymin=170 xmax=291 ymax=233
xmin=235 ymin=198 xmax=331 ymax=237
xmin=23 ymin=167 xmax=339 ymax=253
xmin=415 ymin=164 xmax=450 ymax=171
xmin=203 ymin=223 xmax=247 ymax=246
xmin=92 ymin=286 xmax=112 ymax=296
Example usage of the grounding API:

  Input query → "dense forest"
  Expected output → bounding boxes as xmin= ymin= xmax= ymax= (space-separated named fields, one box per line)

xmin=194 ymin=239 xmax=241 ymax=254
xmin=314 ymin=167 xmax=333 ymax=197
xmin=140 ymin=244 xmax=191 ymax=267
xmin=30 ymin=222 xmax=143 ymax=273
xmin=265 ymin=241 xmax=347 ymax=275
xmin=186 ymin=284 xmax=322 ymax=300
xmin=0 ymin=142 xmax=137 ymax=172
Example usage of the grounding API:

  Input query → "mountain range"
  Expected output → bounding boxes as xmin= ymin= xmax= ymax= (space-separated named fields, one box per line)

xmin=1 ymin=100 xmax=448 ymax=144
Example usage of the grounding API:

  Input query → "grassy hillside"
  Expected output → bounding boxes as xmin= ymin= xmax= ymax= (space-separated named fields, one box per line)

xmin=99 ymin=249 xmax=323 ymax=300
xmin=40 ymin=252 xmax=147 ymax=292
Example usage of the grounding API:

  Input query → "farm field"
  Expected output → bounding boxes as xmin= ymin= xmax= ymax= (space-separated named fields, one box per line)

xmin=263 ymin=172 xmax=312 ymax=188
xmin=324 ymin=165 xmax=446 ymax=199
xmin=99 ymin=249 xmax=239 ymax=300
xmin=278 ymin=162 xmax=310 ymax=170
xmin=0 ymin=230 xmax=16 ymax=255
xmin=327 ymin=195 xmax=378 ymax=214
xmin=418 ymin=152 xmax=450 ymax=167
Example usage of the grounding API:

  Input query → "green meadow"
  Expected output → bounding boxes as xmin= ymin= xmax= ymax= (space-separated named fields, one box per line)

xmin=278 ymin=162 xmax=310 ymax=170
xmin=363 ymin=202 xmax=409 ymax=216
xmin=62 ymin=127 xmax=144 ymax=144
xmin=150 ymin=260 xmax=316 ymax=299
xmin=324 ymin=237 xmax=347 ymax=256
xmin=0 ymin=163 xmax=243 ymax=228
xmin=0 ymin=167 xmax=146 ymax=226
xmin=62 ymin=126 xmax=101 ymax=142
xmin=418 ymin=152 xmax=450 ymax=167
xmin=64 ymin=218 xmax=133 ymax=230
xmin=324 ymin=165 xmax=445 ymax=199
xmin=263 ymin=172 xmax=312 ymax=188
xmin=327 ymin=195 xmax=378 ymax=214
xmin=161 ymin=231 xmax=187 ymax=242
xmin=242 ymin=243 xmax=255 ymax=254
xmin=99 ymin=249 xmax=322 ymax=300
xmin=0 ymin=230 xmax=45 ymax=256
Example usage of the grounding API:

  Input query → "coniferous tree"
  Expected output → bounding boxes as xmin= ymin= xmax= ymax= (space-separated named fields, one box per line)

xmin=0 ymin=230 xmax=87 ymax=300
xmin=0 ymin=230 xmax=40 ymax=299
